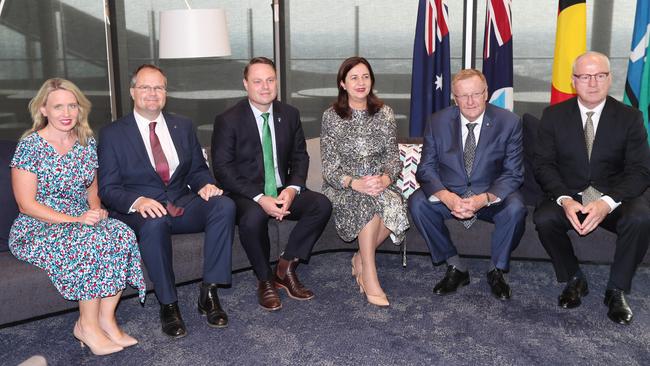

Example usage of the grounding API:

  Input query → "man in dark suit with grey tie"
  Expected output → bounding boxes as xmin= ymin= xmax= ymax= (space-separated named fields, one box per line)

xmin=534 ymin=51 xmax=650 ymax=325
xmin=408 ymin=69 xmax=526 ymax=301
xmin=98 ymin=64 xmax=235 ymax=338
xmin=211 ymin=57 xmax=332 ymax=311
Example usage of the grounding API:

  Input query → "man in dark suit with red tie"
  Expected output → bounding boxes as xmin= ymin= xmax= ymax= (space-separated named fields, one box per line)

xmin=98 ymin=64 xmax=235 ymax=338
xmin=212 ymin=57 xmax=332 ymax=311
xmin=534 ymin=51 xmax=650 ymax=325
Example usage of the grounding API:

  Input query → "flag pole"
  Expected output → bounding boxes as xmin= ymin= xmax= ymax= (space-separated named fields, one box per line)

xmin=462 ymin=0 xmax=477 ymax=69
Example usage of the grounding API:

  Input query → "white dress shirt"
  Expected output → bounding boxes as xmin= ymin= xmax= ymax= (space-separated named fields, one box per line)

xmin=133 ymin=110 xmax=180 ymax=176
xmin=129 ymin=110 xmax=180 ymax=212
xmin=460 ymin=112 xmax=484 ymax=149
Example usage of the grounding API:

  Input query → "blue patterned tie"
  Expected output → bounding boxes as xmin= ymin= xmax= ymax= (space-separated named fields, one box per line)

xmin=461 ymin=123 xmax=478 ymax=228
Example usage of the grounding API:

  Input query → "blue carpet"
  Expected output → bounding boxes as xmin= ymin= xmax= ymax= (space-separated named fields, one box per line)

xmin=1 ymin=252 xmax=649 ymax=365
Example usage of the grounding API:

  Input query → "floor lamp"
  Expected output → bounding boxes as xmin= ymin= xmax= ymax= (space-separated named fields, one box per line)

xmin=159 ymin=8 xmax=231 ymax=59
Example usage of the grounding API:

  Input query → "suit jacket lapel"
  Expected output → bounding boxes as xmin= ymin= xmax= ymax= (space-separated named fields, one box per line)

xmin=243 ymin=102 xmax=264 ymax=170
xmin=122 ymin=115 xmax=161 ymax=181
xmin=590 ymin=97 xmax=615 ymax=161
xmin=567 ymin=102 xmax=590 ymax=164
xmin=272 ymin=101 xmax=286 ymax=176
xmin=472 ymin=111 xmax=495 ymax=173
xmin=450 ymin=111 xmax=465 ymax=176
xmin=165 ymin=113 xmax=184 ymax=183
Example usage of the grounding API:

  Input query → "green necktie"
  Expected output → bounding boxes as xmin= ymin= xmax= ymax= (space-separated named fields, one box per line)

xmin=261 ymin=112 xmax=277 ymax=197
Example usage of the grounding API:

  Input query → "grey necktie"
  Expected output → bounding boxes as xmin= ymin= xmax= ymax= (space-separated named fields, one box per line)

xmin=582 ymin=112 xmax=602 ymax=205
xmin=461 ymin=123 xmax=478 ymax=228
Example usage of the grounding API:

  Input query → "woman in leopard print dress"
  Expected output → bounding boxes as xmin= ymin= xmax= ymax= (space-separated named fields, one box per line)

xmin=321 ymin=57 xmax=409 ymax=307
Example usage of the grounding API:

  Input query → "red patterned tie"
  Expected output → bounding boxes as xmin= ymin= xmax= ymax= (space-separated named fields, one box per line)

xmin=149 ymin=122 xmax=184 ymax=217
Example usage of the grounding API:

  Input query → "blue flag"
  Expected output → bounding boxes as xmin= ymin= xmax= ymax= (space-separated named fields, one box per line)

xmin=483 ymin=0 xmax=513 ymax=111
xmin=623 ymin=0 xmax=650 ymax=144
xmin=409 ymin=0 xmax=451 ymax=137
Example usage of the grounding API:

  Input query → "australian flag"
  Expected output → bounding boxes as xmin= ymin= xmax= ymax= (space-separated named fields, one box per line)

xmin=483 ymin=0 xmax=513 ymax=111
xmin=409 ymin=0 xmax=451 ymax=137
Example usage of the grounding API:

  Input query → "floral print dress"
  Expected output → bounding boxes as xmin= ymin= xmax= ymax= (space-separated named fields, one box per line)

xmin=321 ymin=105 xmax=409 ymax=243
xmin=9 ymin=133 xmax=146 ymax=302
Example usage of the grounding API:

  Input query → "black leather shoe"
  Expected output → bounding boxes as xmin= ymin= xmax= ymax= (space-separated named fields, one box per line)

xmin=160 ymin=302 xmax=187 ymax=338
xmin=604 ymin=289 xmax=633 ymax=325
xmin=433 ymin=265 xmax=470 ymax=295
xmin=486 ymin=268 xmax=511 ymax=300
xmin=558 ymin=276 xmax=589 ymax=309
xmin=198 ymin=283 xmax=228 ymax=328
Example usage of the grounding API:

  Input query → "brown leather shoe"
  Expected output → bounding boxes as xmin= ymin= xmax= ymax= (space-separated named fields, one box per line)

xmin=257 ymin=280 xmax=282 ymax=311
xmin=274 ymin=258 xmax=315 ymax=300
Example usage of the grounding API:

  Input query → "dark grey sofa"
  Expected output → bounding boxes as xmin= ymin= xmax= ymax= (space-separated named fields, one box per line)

xmin=1 ymin=115 xmax=648 ymax=326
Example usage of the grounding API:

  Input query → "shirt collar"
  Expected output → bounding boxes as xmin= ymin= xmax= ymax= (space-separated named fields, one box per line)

xmin=577 ymin=99 xmax=606 ymax=118
xmin=133 ymin=109 xmax=164 ymax=127
xmin=248 ymin=102 xmax=274 ymax=121
xmin=460 ymin=111 xmax=485 ymax=129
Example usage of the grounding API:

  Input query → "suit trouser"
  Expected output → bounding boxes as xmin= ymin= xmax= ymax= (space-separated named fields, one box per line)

xmin=408 ymin=189 xmax=527 ymax=271
xmin=111 ymin=195 xmax=235 ymax=305
xmin=533 ymin=194 xmax=650 ymax=292
xmin=231 ymin=189 xmax=332 ymax=281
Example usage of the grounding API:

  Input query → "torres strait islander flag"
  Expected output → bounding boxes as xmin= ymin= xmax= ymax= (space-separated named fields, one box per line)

xmin=483 ymin=0 xmax=513 ymax=111
xmin=623 ymin=0 xmax=650 ymax=144
xmin=409 ymin=0 xmax=451 ymax=137
xmin=550 ymin=0 xmax=586 ymax=105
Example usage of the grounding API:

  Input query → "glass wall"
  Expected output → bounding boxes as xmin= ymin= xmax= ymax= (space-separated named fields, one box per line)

xmin=0 ymin=0 xmax=641 ymax=143
xmin=0 ymin=0 xmax=110 ymax=140
xmin=121 ymin=0 xmax=273 ymax=146
xmin=284 ymin=0 xmax=464 ymax=138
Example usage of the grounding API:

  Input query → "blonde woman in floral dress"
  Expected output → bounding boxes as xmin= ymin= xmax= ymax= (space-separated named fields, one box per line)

xmin=9 ymin=78 xmax=145 ymax=356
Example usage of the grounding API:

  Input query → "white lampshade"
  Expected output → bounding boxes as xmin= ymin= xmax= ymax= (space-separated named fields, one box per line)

xmin=159 ymin=8 xmax=231 ymax=59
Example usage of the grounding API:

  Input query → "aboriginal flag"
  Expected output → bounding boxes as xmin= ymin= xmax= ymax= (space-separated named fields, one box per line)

xmin=550 ymin=0 xmax=586 ymax=105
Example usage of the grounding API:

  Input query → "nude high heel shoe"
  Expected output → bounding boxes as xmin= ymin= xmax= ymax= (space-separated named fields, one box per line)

xmin=73 ymin=322 xmax=123 ymax=356
xmin=352 ymin=253 xmax=366 ymax=293
xmin=104 ymin=331 xmax=138 ymax=348
xmin=351 ymin=252 xmax=363 ymax=291
xmin=356 ymin=272 xmax=390 ymax=307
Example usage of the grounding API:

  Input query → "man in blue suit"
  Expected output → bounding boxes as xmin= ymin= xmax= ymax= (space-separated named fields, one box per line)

xmin=408 ymin=69 xmax=526 ymax=300
xmin=98 ymin=64 xmax=235 ymax=338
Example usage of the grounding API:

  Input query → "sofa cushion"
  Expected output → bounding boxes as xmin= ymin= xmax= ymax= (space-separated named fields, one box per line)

xmin=0 ymin=140 xmax=18 ymax=252
xmin=397 ymin=143 xmax=422 ymax=198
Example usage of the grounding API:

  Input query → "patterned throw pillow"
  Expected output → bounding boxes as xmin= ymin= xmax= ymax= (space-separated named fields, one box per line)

xmin=397 ymin=143 xmax=422 ymax=198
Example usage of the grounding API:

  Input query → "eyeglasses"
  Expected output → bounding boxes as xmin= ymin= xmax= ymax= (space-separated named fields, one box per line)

xmin=453 ymin=89 xmax=486 ymax=103
xmin=573 ymin=72 xmax=609 ymax=83
xmin=134 ymin=85 xmax=167 ymax=93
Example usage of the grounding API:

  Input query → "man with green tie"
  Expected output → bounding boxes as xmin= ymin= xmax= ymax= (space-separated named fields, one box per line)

xmin=212 ymin=57 xmax=332 ymax=311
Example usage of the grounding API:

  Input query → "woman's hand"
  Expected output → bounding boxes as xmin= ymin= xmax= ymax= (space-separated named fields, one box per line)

xmin=76 ymin=208 xmax=106 ymax=225
xmin=350 ymin=175 xmax=390 ymax=196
